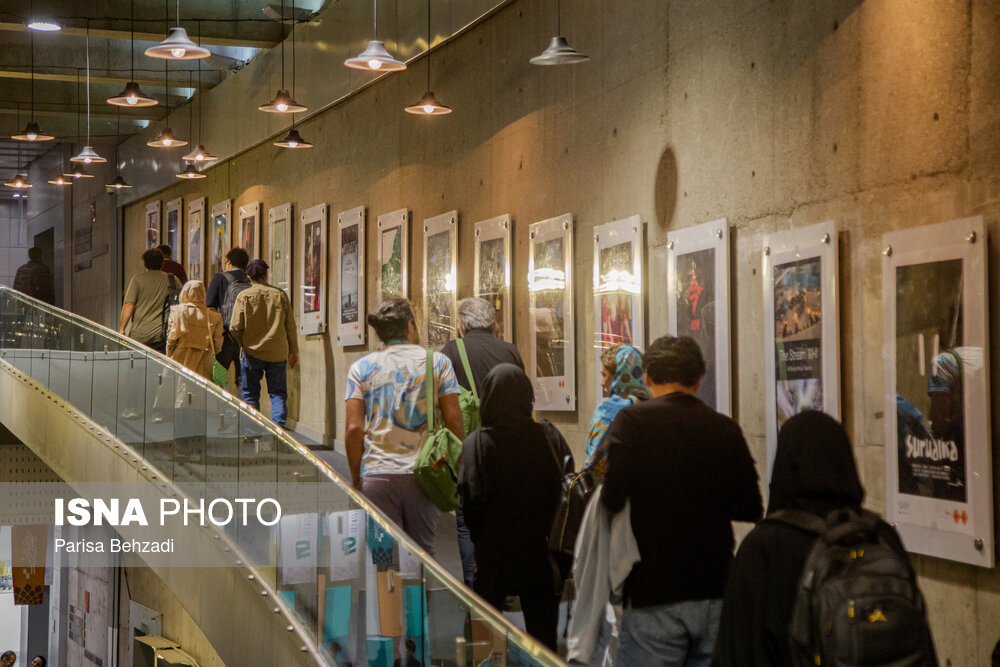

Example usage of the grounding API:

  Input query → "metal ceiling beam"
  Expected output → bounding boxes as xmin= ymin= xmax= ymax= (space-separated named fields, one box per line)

xmin=0 ymin=106 xmax=165 ymax=123
xmin=0 ymin=21 xmax=277 ymax=50
xmin=0 ymin=69 xmax=206 ymax=91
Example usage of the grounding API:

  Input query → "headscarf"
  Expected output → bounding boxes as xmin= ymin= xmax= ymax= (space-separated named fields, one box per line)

xmin=607 ymin=344 xmax=650 ymax=402
xmin=480 ymin=363 xmax=535 ymax=431
xmin=173 ymin=280 xmax=211 ymax=339
xmin=179 ymin=279 xmax=207 ymax=306
xmin=582 ymin=344 xmax=648 ymax=474
xmin=768 ymin=410 xmax=864 ymax=516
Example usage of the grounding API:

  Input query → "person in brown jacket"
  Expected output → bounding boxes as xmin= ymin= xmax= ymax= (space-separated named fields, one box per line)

xmin=166 ymin=280 xmax=223 ymax=380
xmin=229 ymin=259 xmax=298 ymax=427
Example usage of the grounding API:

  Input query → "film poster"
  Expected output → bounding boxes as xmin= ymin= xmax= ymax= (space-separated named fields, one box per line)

xmin=773 ymin=257 xmax=824 ymax=430
xmin=304 ymin=219 xmax=323 ymax=314
xmin=534 ymin=237 xmax=567 ymax=379
xmin=341 ymin=223 xmax=360 ymax=325
xmin=675 ymin=248 xmax=718 ymax=409
xmin=425 ymin=230 xmax=453 ymax=346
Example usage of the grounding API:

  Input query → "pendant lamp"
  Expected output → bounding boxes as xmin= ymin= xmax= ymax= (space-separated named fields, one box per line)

xmin=345 ymin=0 xmax=405 ymax=72
xmin=109 ymin=0 xmax=158 ymax=106
xmin=107 ymin=110 xmax=132 ymax=190
xmin=65 ymin=164 xmax=95 ymax=179
xmin=71 ymin=27 xmax=107 ymax=164
xmin=64 ymin=73 xmax=94 ymax=178
xmin=182 ymin=34 xmax=217 ymax=163
xmin=176 ymin=164 xmax=206 ymax=179
xmin=274 ymin=12 xmax=312 ymax=148
xmin=404 ymin=0 xmax=451 ymax=115
xmin=259 ymin=0 xmax=307 ymax=113
xmin=148 ymin=35 xmax=187 ymax=147
xmin=48 ymin=174 xmax=72 ymax=186
xmin=12 ymin=31 xmax=55 ymax=141
xmin=5 ymin=142 xmax=31 ymax=188
xmin=530 ymin=0 xmax=589 ymax=65
xmin=145 ymin=0 xmax=210 ymax=60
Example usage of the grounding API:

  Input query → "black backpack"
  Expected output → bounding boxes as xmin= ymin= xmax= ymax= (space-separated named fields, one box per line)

xmin=159 ymin=274 xmax=181 ymax=344
xmin=773 ymin=507 xmax=937 ymax=667
xmin=220 ymin=270 xmax=252 ymax=329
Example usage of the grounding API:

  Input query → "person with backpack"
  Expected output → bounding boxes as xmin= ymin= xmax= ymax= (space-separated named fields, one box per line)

xmin=206 ymin=247 xmax=251 ymax=390
xmin=713 ymin=411 xmax=937 ymax=667
xmin=441 ymin=297 xmax=524 ymax=586
xmin=344 ymin=299 xmax=463 ymax=555
xmin=457 ymin=363 xmax=573 ymax=651
xmin=120 ymin=248 xmax=177 ymax=355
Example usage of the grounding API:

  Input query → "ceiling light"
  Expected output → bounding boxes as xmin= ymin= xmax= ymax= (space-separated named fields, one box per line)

xmin=148 ymin=127 xmax=187 ymax=148
xmin=259 ymin=89 xmax=306 ymax=113
xmin=12 ymin=121 xmax=54 ymax=141
xmin=530 ymin=36 xmax=589 ymax=65
xmin=63 ymin=164 xmax=95 ymax=179
xmin=107 ymin=175 xmax=132 ymax=190
xmin=176 ymin=164 xmax=206 ymax=179
xmin=405 ymin=90 xmax=452 ymax=115
xmin=108 ymin=81 xmax=158 ymax=107
xmin=48 ymin=175 xmax=72 ymax=186
xmin=72 ymin=27 xmax=106 ymax=164
xmin=346 ymin=40 xmax=405 ymax=71
xmin=70 ymin=146 xmax=106 ymax=164
xmin=182 ymin=144 xmax=217 ymax=163
xmin=274 ymin=128 xmax=312 ymax=148
xmin=27 ymin=20 xmax=61 ymax=32
xmin=4 ymin=174 xmax=32 ymax=189
xmin=145 ymin=27 xmax=210 ymax=60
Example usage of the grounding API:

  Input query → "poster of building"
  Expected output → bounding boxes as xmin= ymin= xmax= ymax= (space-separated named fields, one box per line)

xmin=210 ymin=200 xmax=231 ymax=279
xmin=269 ymin=203 xmax=292 ymax=297
xmin=883 ymin=216 xmax=993 ymax=567
xmin=186 ymin=197 xmax=205 ymax=282
xmin=762 ymin=221 xmax=839 ymax=476
xmin=422 ymin=212 xmax=457 ymax=348
xmin=377 ymin=209 xmax=408 ymax=303
xmin=529 ymin=214 xmax=575 ymax=412
xmin=238 ymin=202 xmax=261 ymax=258
xmin=299 ymin=203 xmax=328 ymax=335
xmin=593 ymin=217 xmax=644 ymax=407
xmin=474 ymin=214 xmax=513 ymax=342
xmin=165 ymin=198 xmax=182 ymax=263
xmin=145 ymin=201 xmax=160 ymax=250
xmin=337 ymin=206 xmax=365 ymax=346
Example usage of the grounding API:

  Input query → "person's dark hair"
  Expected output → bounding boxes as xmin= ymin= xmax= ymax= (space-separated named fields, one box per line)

xmin=142 ymin=248 xmax=165 ymax=270
xmin=156 ymin=244 xmax=173 ymax=259
xmin=366 ymin=299 xmax=415 ymax=343
xmin=245 ymin=258 xmax=269 ymax=281
xmin=226 ymin=247 xmax=250 ymax=270
xmin=643 ymin=335 xmax=705 ymax=386
xmin=32 ymin=657 xmax=46 ymax=667
xmin=0 ymin=651 xmax=14 ymax=660
xmin=28 ymin=247 xmax=42 ymax=262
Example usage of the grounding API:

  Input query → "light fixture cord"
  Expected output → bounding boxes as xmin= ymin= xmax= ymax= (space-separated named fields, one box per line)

xmin=557 ymin=0 xmax=561 ymax=35
xmin=373 ymin=0 xmax=377 ymax=40
xmin=30 ymin=29 xmax=34 ymax=116
xmin=290 ymin=1 xmax=296 ymax=96
xmin=187 ymin=70 xmax=193 ymax=140
xmin=131 ymin=0 xmax=135 ymax=73
xmin=175 ymin=0 xmax=181 ymax=28
xmin=197 ymin=22 xmax=202 ymax=143
xmin=164 ymin=0 xmax=170 ymax=122
xmin=76 ymin=69 xmax=81 ymax=144
xmin=280 ymin=0 xmax=285 ymax=89
xmin=426 ymin=0 xmax=431 ymax=88
xmin=85 ymin=22 xmax=91 ymax=145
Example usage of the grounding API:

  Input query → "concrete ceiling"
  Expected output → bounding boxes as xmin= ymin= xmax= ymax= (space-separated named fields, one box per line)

xmin=0 ymin=0 xmax=327 ymax=183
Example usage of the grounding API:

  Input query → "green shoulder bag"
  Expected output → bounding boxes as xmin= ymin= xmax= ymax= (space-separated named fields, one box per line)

xmin=414 ymin=349 xmax=465 ymax=512
xmin=455 ymin=338 xmax=482 ymax=435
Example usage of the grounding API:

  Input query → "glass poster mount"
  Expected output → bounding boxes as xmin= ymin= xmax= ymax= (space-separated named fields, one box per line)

xmin=377 ymin=208 xmax=409 ymax=302
xmin=299 ymin=203 xmax=328 ymax=336
xmin=474 ymin=214 xmax=513 ymax=342
xmin=268 ymin=203 xmax=293 ymax=297
xmin=422 ymin=211 xmax=458 ymax=348
xmin=337 ymin=206 xmax=366 ymax=347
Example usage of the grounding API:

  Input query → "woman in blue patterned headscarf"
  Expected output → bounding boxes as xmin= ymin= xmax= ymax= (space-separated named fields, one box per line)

xmin=581 ymin=343 xmax=649 ymax=481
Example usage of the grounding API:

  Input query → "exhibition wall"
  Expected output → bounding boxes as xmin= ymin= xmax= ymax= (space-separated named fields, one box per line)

xmin=117 ymin=0 xmax=1000 ymax=662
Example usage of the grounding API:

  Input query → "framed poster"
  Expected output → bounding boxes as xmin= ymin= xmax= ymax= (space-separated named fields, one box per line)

xmin=209 ymin=200 xmax=231 ymax=279
xmin=164 ymin=197 xmax=182 ymax=263
xmin=238 ymin=202 xmax=261 ymax=258
xmin=474 ymin=214 xmax=513 ymax=342
xmin=593 ymin=216 xmax=644 ymax=406
xmin=667 ymin=219 xmax=731 ymax=415
xmin=186 ymin=197 xmax=205 ymax=282
xmin=377 ymin=209 xmax=409 ymax=303
xmin=145 ymin=201 xmax=161 ymax=249
xmin=763 ymin=220 xmax=840 ymax=476
xmin=337 ymin=206 xmax=366 ymax=347
xmin=422 ymin=211 xmax=458 ymax=347
xmin=528 ymin=214 xmax=575 ymax=412
xmin=299 ymin=203 xmax=328 ymax=335
xmin=883 ymin=216 xmax=993 ymax=567
xmin=268 ymin=202 xmax=293 ymax=297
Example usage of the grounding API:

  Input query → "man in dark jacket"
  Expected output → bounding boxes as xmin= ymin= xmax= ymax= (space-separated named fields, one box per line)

xmin=441 ymin=297 xmax=524 ymax=585
xmin=207 ymin=247 xmax=250 ymax=390
xmin=13 ymin=247 xmax=54 ymax=304
xmin=603 ymin=335 xmax=763 ymax=666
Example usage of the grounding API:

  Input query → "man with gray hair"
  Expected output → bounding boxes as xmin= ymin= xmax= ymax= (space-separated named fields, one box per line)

xmin=442 ymin=297 xmax=524 ymax=585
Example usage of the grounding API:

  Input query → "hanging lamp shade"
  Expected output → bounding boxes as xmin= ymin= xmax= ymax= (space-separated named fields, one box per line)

xmin=345 ymin=40 xmax=406 ymax=72
xmin=182 ymin=144 xmax=217 ymax=163
xmin=404 ymin=90 xmax=452 ymax=115
xmin=145 ymin=26 xmax=210 ymax=60
xmin=274 ymin=128 xmax=312 ymax=149
xmin=70 ymin=146 xmax=106 ymax=164
xmin=259 ymin=89 xmax=307 ymax=114
xmin=48 ymin=174 xmax=72 ymax=186
xmin=108 ymin=81 xmax=158 ymax=107
xmin=148 ymin=127 xmax=187 ymax=148
xmin=530 ymin=36 xmax=589 ymax=65
xmin=107 ymin=175 xmax=132 ymax=190
xmin=4 ymin=174 xmax=31 ymax=189
xmin=176 ymin=164 xmax=206 ymax=179
xmin=63 ymin=164 xmax=95 ymax=179
xmin=12 ymin=121 xmax=54 ymax=141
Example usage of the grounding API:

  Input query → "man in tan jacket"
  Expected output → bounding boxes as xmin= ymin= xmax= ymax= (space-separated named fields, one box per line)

xmin=229 ymin=259 xmax=298 ymax=427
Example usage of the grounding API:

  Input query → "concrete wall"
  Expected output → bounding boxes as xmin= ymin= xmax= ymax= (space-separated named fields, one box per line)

xmin=120 ymin=0 xmax=1000 ymax=661
xmin=0 ymin=200 xmax=30 ymax=292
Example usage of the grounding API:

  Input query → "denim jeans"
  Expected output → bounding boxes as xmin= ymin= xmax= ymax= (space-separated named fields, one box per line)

xmin=618 ymin=599 xmax=723 ymax=667
xmin=240 ymin=352 xmax=287 ymax=426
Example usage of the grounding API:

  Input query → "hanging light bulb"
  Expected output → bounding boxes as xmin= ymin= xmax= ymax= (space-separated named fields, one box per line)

xmin=530 ymin=0 xmax=588 ymax=65
xmin=13 ymin=29 xmax=56 ymax=141
xmin=4 ymin=174 xmax=32 ymax=189
xmin=404 ymin=90 xmax=451 ymax=115
xmin=48 ymin=174 xmax=73 ymax=186
xmin=72 ymin=26 xmax=106 ymax=164
xmin=148 ymin=127 xmax=186 ymax=148
xmin=63 ymin=164 xmax=95 ymax=179
xmin=145 ymin=0 xmax=210 ymax=60
xmin=176 ymin=164 xmax=206 ymax=179
xmin=259 ymin=89 xmax=306 ymax=113
xmin=108 ymin=81 xmax=158 ymax=107
xmin=345 ymin=0 xmax=405 ymax=72
xmin=274 ymin=128 xmax=312 ymax=149
xmin=182 ymin=144 xmax=217 ymax=163
xmin=107 ymin=175 xmax=132 ymax=190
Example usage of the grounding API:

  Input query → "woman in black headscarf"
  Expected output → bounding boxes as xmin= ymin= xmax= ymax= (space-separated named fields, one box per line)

xmin=712 ymin=411 xmax=865 ymax=666
xmin=458 ymin=363 xmax=574 ymax=651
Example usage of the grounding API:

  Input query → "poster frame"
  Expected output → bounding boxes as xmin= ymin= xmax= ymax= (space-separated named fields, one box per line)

xmin=422 ymin=211 xmax=458 ymax=348
xmin=474 ymin=214 xmax=513 ymax=343
xmin=882 ymin=215 xmax=993 ymax=567
xmin=186 ymin=197 xmax=205 ymax=282
xmin=238 ymin=201 xmax=261 ymax=258
xmin=209 ymin=199 xmax=232 ymax=279
xmin=376 ymin=208 xmax=409 ymax=302
xmin=299 ymin=203 xmax=328 ymax=335
xmin=592 ymin=216 xmax=644 ymax=409
xmin=164 ymin=197 xmax=183 ymax=264
xmin=268 ymin=202 xmax=293 ymax=297
xmin=145 ymin=201 xmax=161 ymax=250
xmin=666 ymin=218 xmax=731 ymax=415
xmin=528 ymin=213 xmax=576 ymax=412
xmin=336 ymin=206 xmax=366 ymax=347
xmin=762 ymin=220 xmax=840 ymax=477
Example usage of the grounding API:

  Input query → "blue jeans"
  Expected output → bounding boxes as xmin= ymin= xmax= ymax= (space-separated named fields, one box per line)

xmin=240 ymin=352 xmax=288 ymax=426
xmin=618 ymin=599 xmax=723 ymax=667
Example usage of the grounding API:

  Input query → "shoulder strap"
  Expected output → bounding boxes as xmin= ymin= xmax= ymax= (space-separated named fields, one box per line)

xmin=455 ymin=338 xmax=478 ymax=400
xmin=765 ymin=509 xmax=827 ymax=535
xmin=223 ymin=271 xmax=236 ymax=285
xmin=539 ymin=421 xmax=563 ymax=477
xmin=425 ymin=349 xmax=436 ymax=431
xmin=168 ymin=274 xmax=178 ymax=291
